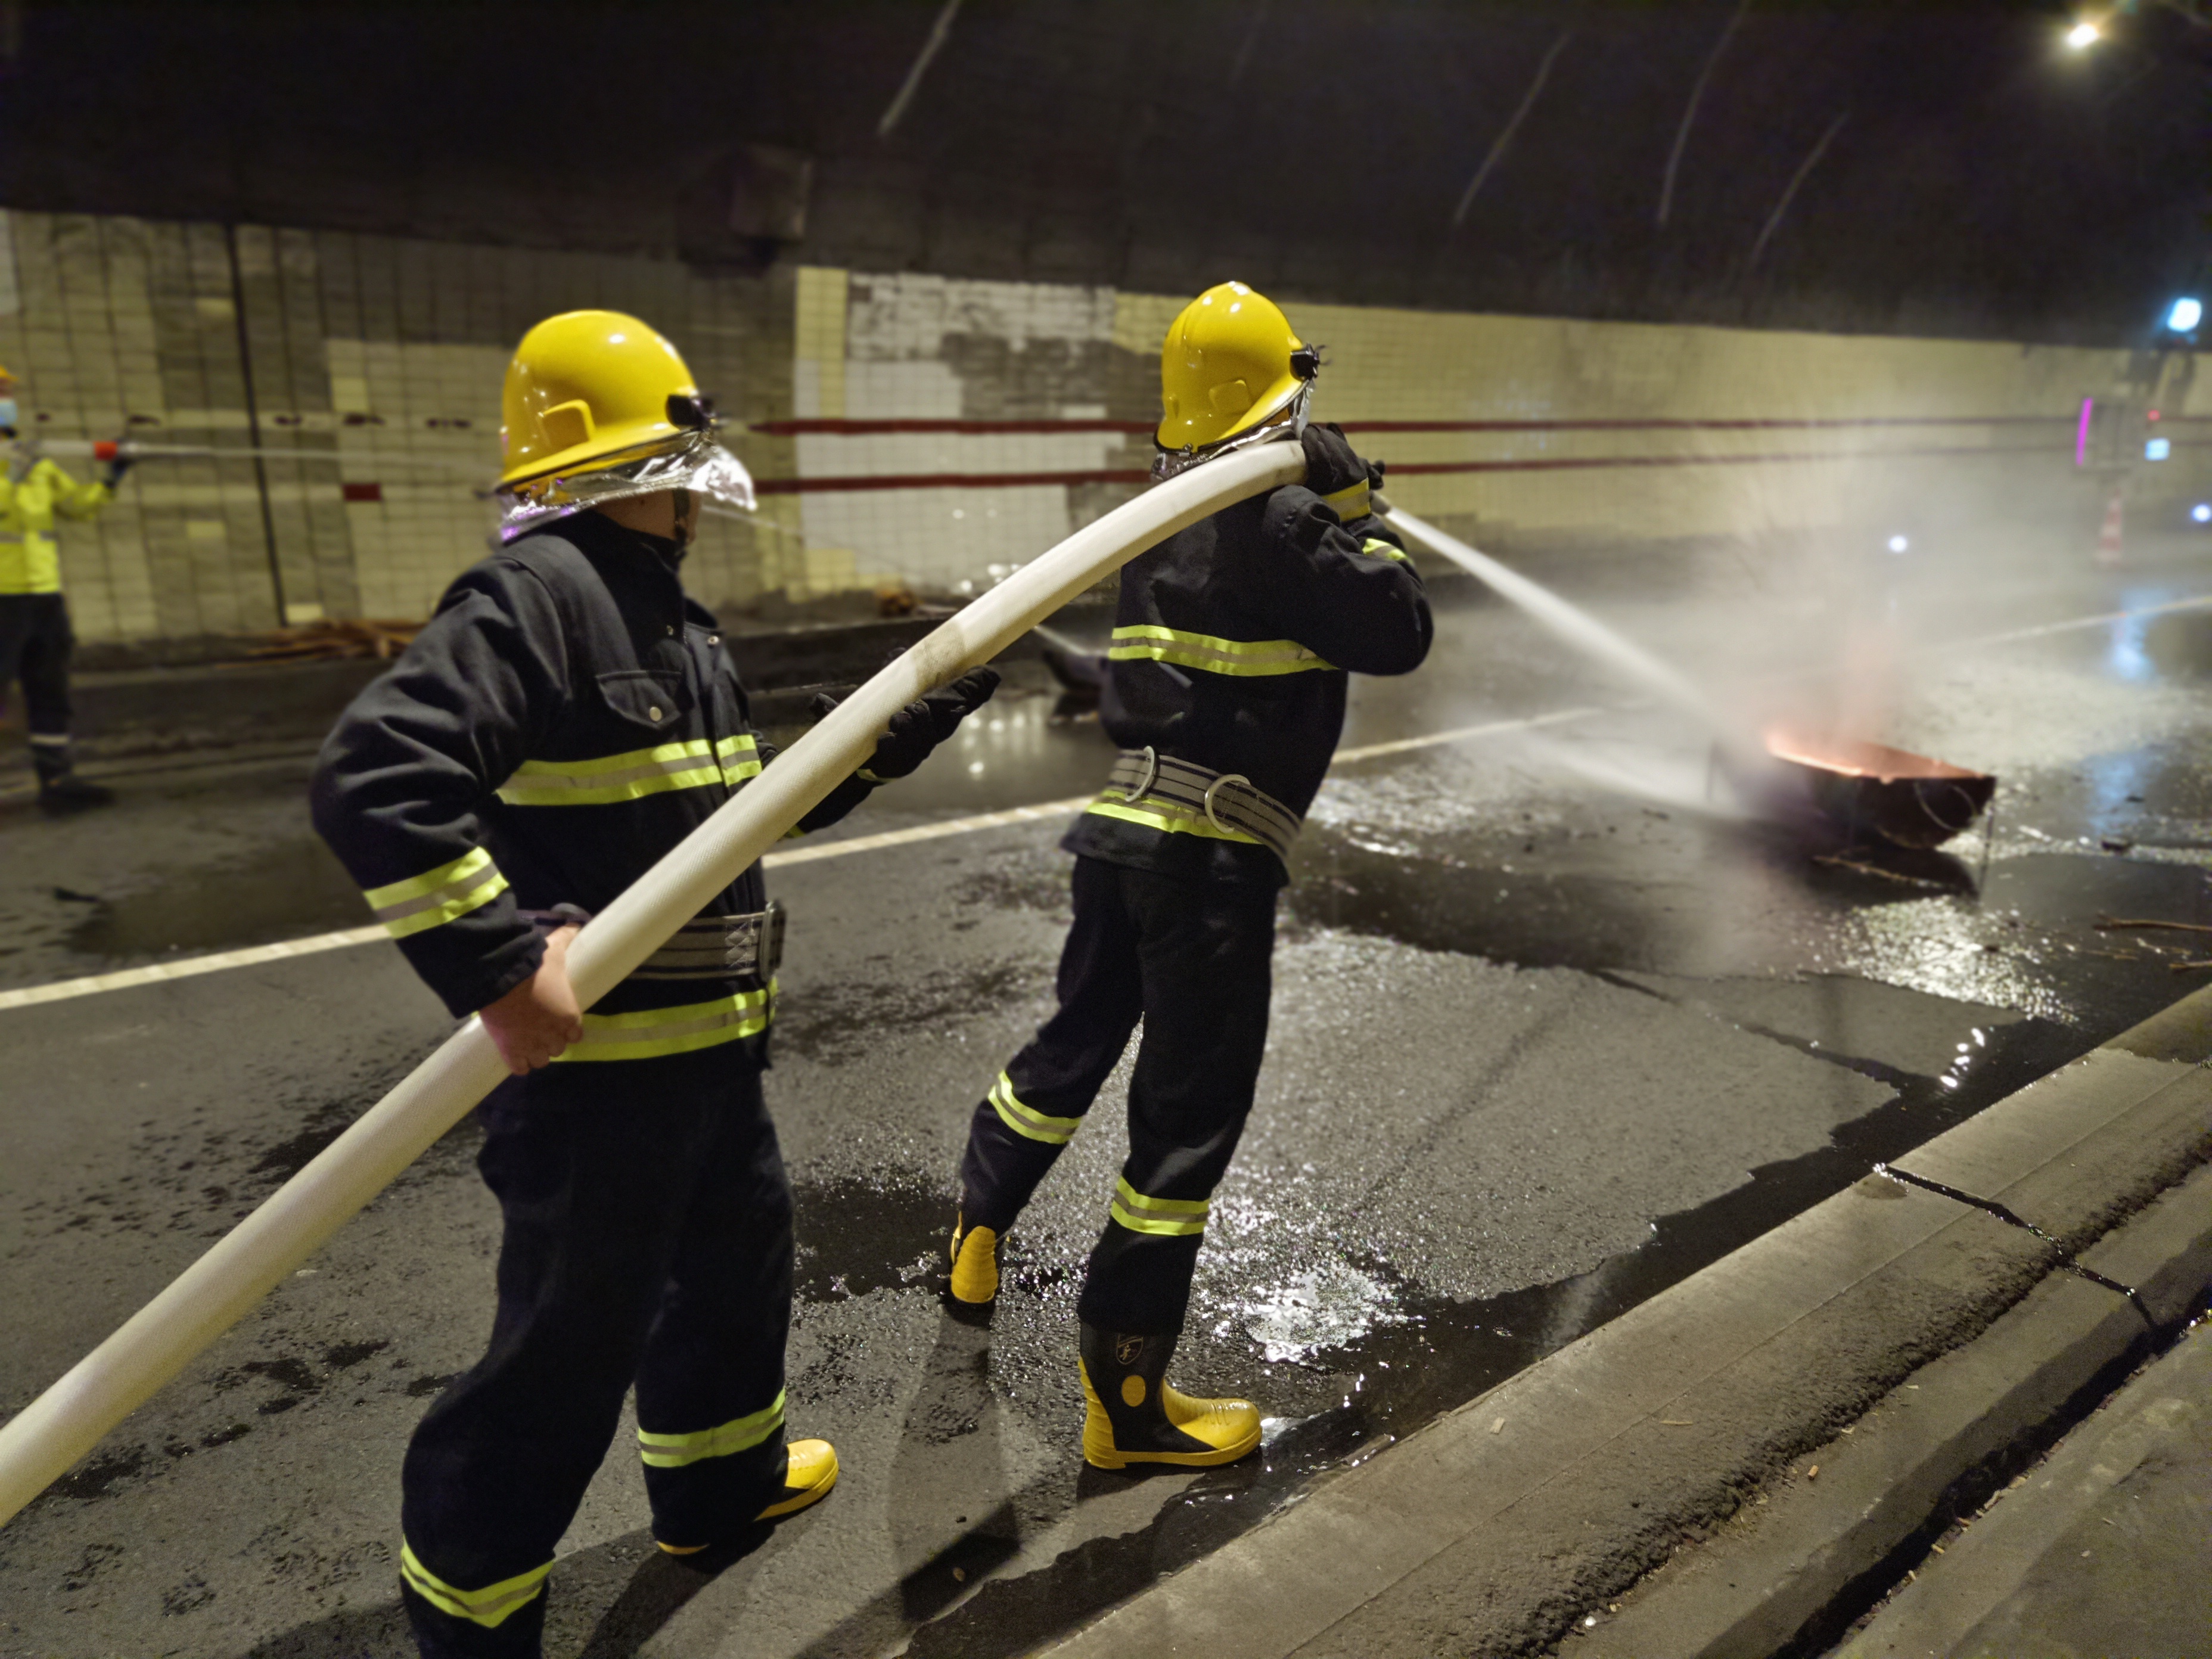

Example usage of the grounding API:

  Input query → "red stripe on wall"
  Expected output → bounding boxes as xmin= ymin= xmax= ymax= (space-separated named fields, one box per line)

xmin=752 ymin=468 xmax=1150 ymax=495
xmin=751 ymin=441 xmax=2069 ymax=495
xmin=750 ymin=414 xmax=2077 ymax=439
xmin=1386 ymin=442 xmax=2067 ymax=477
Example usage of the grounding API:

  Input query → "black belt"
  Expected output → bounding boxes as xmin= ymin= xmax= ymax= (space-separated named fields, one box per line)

xmin=1103 ymin=747 xmax=1303 ymax=863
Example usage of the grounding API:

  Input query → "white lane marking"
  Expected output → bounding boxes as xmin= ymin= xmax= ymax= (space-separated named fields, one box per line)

xmin=0 ymin=926 xmax=387 ymax=1011
xmin=4 ymin=589 xmax=2205 ymax=1014
xmin=1333 ymin=705 xmax=1606 ymax=765
xmin=0 ymin=705 xmax=1601 ymax=1012
xmin=765 ymin=794 xmax=1093 ymax=867
xmin=1948 ymin=591 xmax=2212 ymax=650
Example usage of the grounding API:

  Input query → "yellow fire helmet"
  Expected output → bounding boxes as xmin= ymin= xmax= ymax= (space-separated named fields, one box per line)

xmin=1155 ymin=281 xmax=1318 ymax=456
xmin=498 ymin=310 xmax=713 ymax=489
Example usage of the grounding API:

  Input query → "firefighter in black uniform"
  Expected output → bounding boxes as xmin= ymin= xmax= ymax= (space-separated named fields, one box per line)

xmin=310 ymin=311 xmax=998 ymax=1658
xmin=945 ymin=282 xmax=1432 ymax=1469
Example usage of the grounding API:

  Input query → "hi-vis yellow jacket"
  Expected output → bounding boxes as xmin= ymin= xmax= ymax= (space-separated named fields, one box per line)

xmin=0 ymin=453 xmax=111 ymax=595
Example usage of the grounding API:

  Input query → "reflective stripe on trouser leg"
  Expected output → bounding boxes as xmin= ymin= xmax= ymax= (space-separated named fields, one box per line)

xmin=638 ymin=1389 xmax=786 ymax=1467
xmin=633 ymin=1060 xmax=795 ymax=1548
xmin=958 ymin=856 xmax=1144 ymax=1231
xmin=399 ymin=1543 xmax=551 ymax=1630
xmin=26 ymin=730 xmax=70 ymax=782
xmin=1076 ymin=865 xmax=1277 ymax=1335
xmin=8 ymin=595 xmax=75 ymax=770
xmin=987 ymin=1071 xmax=1081 ymax=1145
xmin=1107 ymin=1177 xmax=1208 ymax=1237
xmin=402 ymin=1048 xmax=790 ymax=1627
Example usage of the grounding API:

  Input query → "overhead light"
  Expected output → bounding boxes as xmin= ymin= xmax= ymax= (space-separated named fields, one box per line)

xmin=2065 ymin=19 xmax=2101 ymax=47
xmin=2192 ymin=504 xmax=2211 ymax=524
xmin=2167 ymin=297 xmax=2203 ymax=333
xmin=1887 ymin=535 xmax=1909 ymax=554
xmin=2145 ymin=437 xmax=2171 ymax=461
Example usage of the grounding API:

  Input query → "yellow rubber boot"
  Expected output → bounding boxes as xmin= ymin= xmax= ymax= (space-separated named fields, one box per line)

xmin=1077 ymin=1324 xmax=1260 ymax=1470
xmin=655 ymin=1439 xmax=838 ymax=1554
xmin=756 ymin=1437 xmax=839 ymax=1519
xmin=949 ymin=1214 xmax=1000 ymax=1305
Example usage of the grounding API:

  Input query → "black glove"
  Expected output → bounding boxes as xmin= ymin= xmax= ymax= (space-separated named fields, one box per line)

xmin=1300 ymin=421 xmax=1369 ymax=499
xmin=813 ymin=664 xmax=1002 ymax=782
xmin=102 ymin=456 xmax=134 ymax=489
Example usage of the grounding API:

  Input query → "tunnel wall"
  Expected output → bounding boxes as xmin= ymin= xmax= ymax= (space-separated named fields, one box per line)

xmin=0 ymin=206 xmax=2203 ymax=650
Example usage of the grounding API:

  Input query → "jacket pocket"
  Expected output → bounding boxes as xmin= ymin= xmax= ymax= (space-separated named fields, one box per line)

xmin=595 ymin=669 xmax=692 ymax=737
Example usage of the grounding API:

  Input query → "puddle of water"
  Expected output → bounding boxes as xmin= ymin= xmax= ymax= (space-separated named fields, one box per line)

xmin=896 ymin=839 xmax=2211 ymax=1657
xmin=792 ymin=1176 xmax=947 ymax=1303
xmin=900 ymin=1005 xmax=2097 ymax=1659
xmin=772 ymin=963 xmax=1034 ymax=1067
xmin=63 ymin=836 xmax=366 ymax=962
xmin=1230 ymin=1262 xmax=1406 ymax=1365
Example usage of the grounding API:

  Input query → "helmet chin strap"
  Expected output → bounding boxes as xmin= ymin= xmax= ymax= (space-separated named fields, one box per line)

xmin=670 ymin=487 xmax=695 ymax=548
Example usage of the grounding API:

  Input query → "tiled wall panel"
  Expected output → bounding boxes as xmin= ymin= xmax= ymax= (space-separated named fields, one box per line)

xmin=0 ymin=207 xmax=2198 ymax=645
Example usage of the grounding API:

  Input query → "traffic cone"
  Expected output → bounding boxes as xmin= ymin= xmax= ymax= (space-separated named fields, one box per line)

xmin=2095 ymin=488 xmax=2124 ymax=566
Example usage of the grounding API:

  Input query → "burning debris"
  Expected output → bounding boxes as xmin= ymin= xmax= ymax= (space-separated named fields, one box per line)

xmin=1762 ymin=729 xmax=1995 ymax=850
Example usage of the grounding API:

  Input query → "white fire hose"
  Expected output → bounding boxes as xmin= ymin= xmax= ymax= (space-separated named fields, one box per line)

xmin=0 ymin=439 xmax=1306 ymax=1528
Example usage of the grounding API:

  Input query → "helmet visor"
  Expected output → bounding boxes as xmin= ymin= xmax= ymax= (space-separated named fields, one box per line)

xmin=495 ymin=428 xmax=756 ymax=540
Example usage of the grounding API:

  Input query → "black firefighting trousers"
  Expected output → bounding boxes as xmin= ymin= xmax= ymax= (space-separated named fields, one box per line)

xmin=399 ymin=1043 xmax=793 ymax=1659
xmin=958 ymin=855 xmax=1276 ymax=1335
xmin=0 ymin=593 xmax=78 ymax=782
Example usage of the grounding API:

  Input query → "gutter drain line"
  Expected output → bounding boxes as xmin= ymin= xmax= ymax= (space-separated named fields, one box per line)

xmin=1873 ymin=1163 xmax=2155 ymax=1329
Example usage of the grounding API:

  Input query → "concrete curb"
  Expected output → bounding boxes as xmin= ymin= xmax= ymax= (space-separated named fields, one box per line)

xmin=1829 ymin=1318 xmax=2211 ymax=1658
xmin=1037 ymin=990 xmax=2212 ymax=1659
xmin=1580 ymin=1160 xmax=2212 ymax=1658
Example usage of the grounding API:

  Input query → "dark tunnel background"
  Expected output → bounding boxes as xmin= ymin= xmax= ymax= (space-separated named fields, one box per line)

xmin=0 ymin=0 xmax=2204 ymax=346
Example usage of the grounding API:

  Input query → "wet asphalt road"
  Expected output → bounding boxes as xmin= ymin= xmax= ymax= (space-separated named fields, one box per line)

xmin=4 ymin=531 xmax=2212 ymax=1658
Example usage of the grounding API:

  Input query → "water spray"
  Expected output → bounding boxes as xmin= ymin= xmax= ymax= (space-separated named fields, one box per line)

xmin=1374 ymin=496 xmax=1758 ymax=765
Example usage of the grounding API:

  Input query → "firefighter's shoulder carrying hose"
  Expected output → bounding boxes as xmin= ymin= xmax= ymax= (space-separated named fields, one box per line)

xmin=0 ymin=437 xmax=1307 ymax=1528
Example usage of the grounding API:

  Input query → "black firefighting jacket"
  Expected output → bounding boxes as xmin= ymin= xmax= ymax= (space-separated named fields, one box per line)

xmin=1061 ymin=465 xmax=1433 ymax=888
xmin=309 ymin=511 xmax=875 ymax=1046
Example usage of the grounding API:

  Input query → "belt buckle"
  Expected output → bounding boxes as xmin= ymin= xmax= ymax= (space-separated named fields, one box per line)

xmin=1121 ymin=745 xmax=1159 ymax=803
xmin=1201 ymin=772 xmax=1253 ymax=835
xmin=760 ymin=899 xmax=786 ymax=980
xmin=723 ymin=902 xmax=787 ymax=984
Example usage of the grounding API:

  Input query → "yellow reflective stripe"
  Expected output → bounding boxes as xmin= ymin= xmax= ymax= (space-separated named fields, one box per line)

xmin=496 ymin=734 xmax=760 ymax=806
xmin=1106 ymin=625 xmax=1334 ymax=678
xmin=989 ymin=1071 xmax=1082 ymax=1145
xmin=552 ymin=983 xmax=775 ymax=1062
xmin=1359 ymin=536 xmax=1409 ymax=562
xmin=716 ymin=733 xmax=763 ymax=787
xmin=398 ymin=1542 xmax=550 ymax=1629
xmin=637 ymin=1390 xmax=786 ymax=1468
xmin=1108 ymin=1177 xmax=1210 ymax=1237
xmin=362 ymin=847 xmax=509 ymax=940
xmin=1082 ymin=796 xmax=1263 ymax=848
xmin=363 ymin=846 xmax=494 ymax=909
xmin=1320 ymin=479 xmax=1371 ymax=521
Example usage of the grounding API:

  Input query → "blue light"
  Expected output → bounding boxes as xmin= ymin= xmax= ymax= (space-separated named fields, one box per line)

xmin=2168 ymin=297 xmax=2204 ymax=333
xmin=2146 ymin=437 xmax=2172 ymax=461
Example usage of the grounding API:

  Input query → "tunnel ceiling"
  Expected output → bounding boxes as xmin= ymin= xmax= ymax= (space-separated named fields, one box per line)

xmin=2 ymin=0 xmax=2206 ymax=346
